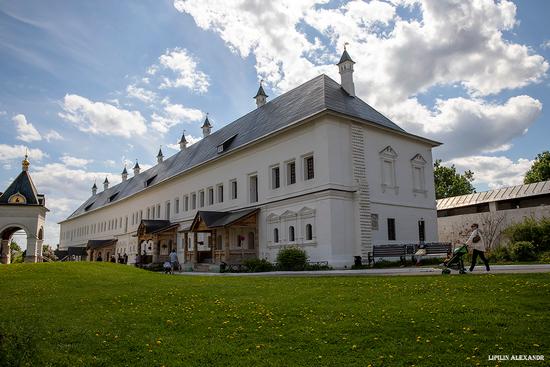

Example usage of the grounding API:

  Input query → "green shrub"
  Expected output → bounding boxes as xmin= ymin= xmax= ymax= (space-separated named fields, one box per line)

xmin=508 ymin=241 xmax=537 ymax=261
xmin=276 ymin=247 xmax=308 ymax=271
xmin=304 ymin=263 xmax=332 ymax=271
xmin=538 ymin=251 xmax=550 ymax=263
xmin=504 ymin=218 xmax=550 ymax=253
xmin=243 ymin=258 xmax=274 ymax=272
xmin=488 ymin=245 xmax=511 ymax=262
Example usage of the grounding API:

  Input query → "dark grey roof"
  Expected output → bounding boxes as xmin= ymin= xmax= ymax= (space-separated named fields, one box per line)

xmin=87 ymin=239 xmax=117 ymax=249
xmin=0 ymin=171 xmax=41 ymax=205
xmin=437 ymin=180 xmax=550 ymax=210
xmin=68 ymin=246 xmax=88 ymax=256
xmin=193 ymin=209 xmax=258 ymax=229
xmin=92 ymin=182 xmax=97 ymax=189
xmin=64 ymin=74 xmax=435 ymax=221
xmin=122 ymin=166 xmax=128 ymax=174
xmin=103 ymin=177 xmax=109 ymax=184
xmin=133 ymin=161 xmax=140 ymax=169
xmin=254 ymin=85 xmax=268 ymax=98
xmin=338 ymin=50 xmax=355 ymax=64
xmin=139 ymin=220 xmax=171 ymax=234
xmin=157 ymin=148 xmax=163 ymax=157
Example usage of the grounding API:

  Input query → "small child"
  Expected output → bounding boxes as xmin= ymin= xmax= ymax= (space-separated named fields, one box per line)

xmin=163 ymin=261 xmax=172 ymax=274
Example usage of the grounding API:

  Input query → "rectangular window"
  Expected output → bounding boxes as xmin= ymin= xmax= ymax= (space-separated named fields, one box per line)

xmin=147 ymin=208 xmax=150 ymax=219
xmin=371 ymin=214 xmax=379 ymax=230
xmin=139 ymin=210 xmax=143 ymax=221
xmin=217 ymin=184 xmax=224 ymax=203
xmin=230 ymin=179 xmax=237 ymax=200
xmin=387 ymin=218 xmax=396 ymax=241
xmin=287 ymin=161 xmax=296 ymax=185
xmin=271 ymin=165 xmax=280 ymax=189
xmin=249 ymin=174 xmax=258 ymax=203
xmin=175 ymin=198 xmax=180 ymax=214
xmin=304 ymin=155 xmax=314 ymax=180
xmin=166 ymin=202 xmax=171 ymax=220
xmin=184 ymin=195 xmax=189 ymax=211
xmin=191 ymin=193 xmax=197 ymax=209
xmin=199 ymin=190 xmax=205 ymax=207
xmin=418 ymin=220 xmax=425 ymax=242
xmin=157 ymin=204 xmax=161 ymax=219
xmin=208 ymin=187 xmax=214 ymax=205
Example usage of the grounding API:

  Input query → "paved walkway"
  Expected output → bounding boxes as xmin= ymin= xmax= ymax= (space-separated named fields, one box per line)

xmin=174 ymin=264 xmax=550 ymax=277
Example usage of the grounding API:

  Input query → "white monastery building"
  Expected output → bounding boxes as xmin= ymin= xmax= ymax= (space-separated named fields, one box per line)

xmin=58 ymin=50 xmax=441 ymax=268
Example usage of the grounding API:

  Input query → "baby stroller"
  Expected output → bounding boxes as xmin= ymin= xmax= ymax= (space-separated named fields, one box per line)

xmin=163 ymin=261 xmax=172 ymax=274
xmin=441 ymin=244 xmax=468 ymax=275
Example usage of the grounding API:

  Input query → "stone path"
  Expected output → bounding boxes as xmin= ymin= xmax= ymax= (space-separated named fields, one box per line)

xmin=174 ymin=264 xmax=550 ymax=277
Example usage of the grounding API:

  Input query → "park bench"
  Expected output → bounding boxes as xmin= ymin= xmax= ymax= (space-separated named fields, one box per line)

xmin=411 ymin=242 xmax=452 ymax=262
xmin=367 ymin=244 xmax=407 ymax=265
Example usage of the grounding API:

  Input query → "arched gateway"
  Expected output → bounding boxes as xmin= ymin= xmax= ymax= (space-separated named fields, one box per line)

xmin=0 ymin=154 xmax=48 ymax=264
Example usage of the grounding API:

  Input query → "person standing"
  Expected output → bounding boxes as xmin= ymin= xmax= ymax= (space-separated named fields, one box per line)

xmin=169 ymin=249 xmax=179 ymax=272
xmin=466 ymin=223 xmax=490 ymax=272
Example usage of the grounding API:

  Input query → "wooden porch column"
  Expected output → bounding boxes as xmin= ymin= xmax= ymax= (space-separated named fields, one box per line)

xmin=211 ymin=230 xmax=216 ymax=263
xmin=183 ymin=232 xmax=189 ymax=264
xmin=223 ymin=228 xmax=230 ymax=263
xmin=192 ymin=232 xmax=198 ymax=264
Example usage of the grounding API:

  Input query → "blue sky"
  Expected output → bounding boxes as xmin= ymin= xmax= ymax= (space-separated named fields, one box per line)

xmin=1 ymin=0 xmax=548 ymax=247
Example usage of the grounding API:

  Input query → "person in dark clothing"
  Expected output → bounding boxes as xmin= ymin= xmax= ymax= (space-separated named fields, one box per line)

xmin=123 ymin=253 xmax=128 ymax=264
xmin=96 ymin=254 xmax=102 ymax=262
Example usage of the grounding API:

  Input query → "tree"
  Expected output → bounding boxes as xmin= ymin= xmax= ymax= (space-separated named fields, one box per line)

xmin=524 ymin=151 xmax=550 ymax=184
xmin=10 ymin=241 xmax=24 ymax=263
xmin=433 ymin=159 xmax=476 ymax=199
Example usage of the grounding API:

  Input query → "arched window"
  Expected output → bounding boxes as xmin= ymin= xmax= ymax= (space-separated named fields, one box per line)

xmin=305 ymin=224 xmax=313 ymax=241
xmin=289 ymin=226 xmax=295 ymax=242
xmin=273 ymin=228 xmax=279 ymax=243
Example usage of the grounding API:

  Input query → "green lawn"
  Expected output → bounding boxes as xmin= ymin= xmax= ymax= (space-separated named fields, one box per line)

xmin=0 ymin=263 xmax=548 ymax=366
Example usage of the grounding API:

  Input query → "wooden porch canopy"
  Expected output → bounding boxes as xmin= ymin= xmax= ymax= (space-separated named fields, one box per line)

xmin=187 ymin=208 xmax=259 ymax=232
xmin=137 ymin=220 xmax=179 ymax=237
xmin=86 ymin=239 xmax=117 ymax=250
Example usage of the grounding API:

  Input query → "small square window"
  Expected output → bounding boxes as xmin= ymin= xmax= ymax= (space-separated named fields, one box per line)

xmin=304 ymin=155 xmax=314 ymax=180
xmin=286 ymin=161 xmax=296 ymax=185
xmin=207 ymin=187 xmax=214 ymax=206
xmin=230 ymin=179 xmax=238 ymax=200
xmin=271 ymin=165 xmax=280 ymax=189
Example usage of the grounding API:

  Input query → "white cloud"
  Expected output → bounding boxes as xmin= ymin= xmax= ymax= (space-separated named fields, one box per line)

xmin=59 ymin=94 xmax=147 ymax=138
xmin=44 ymin=130 xmax=64 ymax=142
xmin=126 ymin=84 xmax=158 ymax=103
xmin=447 ymin=155 xmax=533 ymax=189
xmin=0 ymin=110 xmax=6 ymax=116
xmin=541 ymin=40 xmax=550 ymax=50
xmin=174 ymin=0 xmax=548 ymax=159
xmin=12 ymin=114 xmax=42 ymax=142
xmin=151 ymin=47 xmax=210 ymax=93
xmin=151 ymin=99 xmax=203 ymax=134
xmin=60 ymin=155 xmax=93 ymax=167
xmin=104 ymin=159 xmax=117 ymax=167
xmin=0 ymin=144 xmax=46 ymax=162
xmin=392 ymin=95 xmax=542 ymax=159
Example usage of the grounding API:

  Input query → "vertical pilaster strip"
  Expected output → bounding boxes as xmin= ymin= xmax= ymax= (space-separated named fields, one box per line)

xmin=351 ymin=124 xmax=372 ymax=259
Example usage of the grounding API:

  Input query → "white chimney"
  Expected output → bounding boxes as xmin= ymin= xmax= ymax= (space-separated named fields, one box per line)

xmin=133 ymin=160 xmax=140 ymax=176
xmin=337 ymin=45 xmax=356 ymax=97
xmin=201 ymin=114 xmax=212 ymax=138
xmin=103 ymin=177 xmax=109 ymax=190
xmin=157 ymin=147 xmax=164 ymax=163
xmin=179 ymin=131 xmax=188 ymax=150
xmin=121 ymin=166 xmax=128 ymax=181
xmin=92 ymin=183 xmax=97 ymax=196
xmin=253 ymin=81 xmax=268 ymax=108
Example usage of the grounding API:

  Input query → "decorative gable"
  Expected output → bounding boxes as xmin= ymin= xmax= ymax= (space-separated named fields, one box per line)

xmin=411 ymin=153 xmax=427 ymax=164
xmin=379 ymin=146 xmax=398 ymax=159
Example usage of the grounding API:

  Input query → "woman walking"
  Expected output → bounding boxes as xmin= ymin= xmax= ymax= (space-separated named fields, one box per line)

xmin=466 ymin=223 xmax=490 ymax=272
